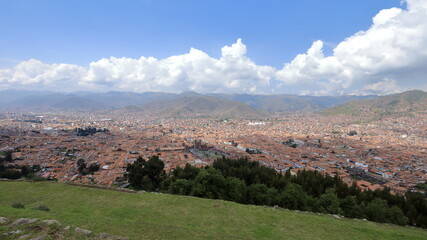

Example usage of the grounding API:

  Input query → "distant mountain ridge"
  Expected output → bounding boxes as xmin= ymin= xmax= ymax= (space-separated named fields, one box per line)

xmin=0 ymin=89 xmax=378 ymax=117
xmin=323 ymin=90 xmax=427 ymax=117
xmin=141 ymin=96 xmax=265 ymax=118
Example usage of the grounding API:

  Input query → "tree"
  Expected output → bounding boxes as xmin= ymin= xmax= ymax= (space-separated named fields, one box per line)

xmin=126 ymin=155 xmax=165 ymax=191
xmin=340 ymin=196 xmax=364 ymax=219
xmin=4 ymin=151 xmax=13 ymax=163
xmin=416 ymin=214 xmax=427 ymax=228
xmin=126 ymin=156 xmax=148 ymax=190
xmin=20 ymin=165 xmax=31 ymax=176
xmin=77 ymin=159 xmax=86 ymax=173
xmin=88 ymin=163 xmax=100 ymax=174
xmin=169 ymin=179 xmax=194 ymax=195
xmin=365 ymin=198 xmax=389 ymax=223
xmin=0 ymin=169 xmax=21 ymax=179
xmin=348 ymin=130 xmax=358 ymax=136
xmin=318 ymin=189 xmax=343 ymax=214
xmin=279 ymin=184 xmax=308 ymax=210
xmin=173 ymin=163 xmax=200 ymax=180
xmin=389 ymin=206 xmax=408 ymax=226
xmin=224 ymin=177 xmax=247 ymax=203
xmin=192 ymin=167 xmax=226 ymax=199
xmin=247 ymin=183 xmax=278 ymax=206
xmin=144 ymin=155 xmax=165 ymax=187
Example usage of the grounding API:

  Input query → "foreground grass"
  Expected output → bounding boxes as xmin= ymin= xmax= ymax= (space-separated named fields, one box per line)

xmin=1 ymin=181 xmax=426 ymax=239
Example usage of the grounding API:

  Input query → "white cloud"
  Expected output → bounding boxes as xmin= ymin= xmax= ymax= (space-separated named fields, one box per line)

xmin=276 ymin=0 xmax=427 ymax=95
xmin=0 ymin=39 xmax=275 ymax=94
xmin=356 ymin=78 xmax=402 ymax=95
xmin=1 ymin=0 xmax=427 ymax=95
xmin=0 ymin=59 xmax=86 ymax=91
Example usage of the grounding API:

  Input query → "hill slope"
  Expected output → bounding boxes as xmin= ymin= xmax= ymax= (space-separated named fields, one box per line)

xmin=323 ymin=90 xmax=427 ymax=117
xmin=209 ymin=93 xmax=374 ymax=112
xmin=142 ymin=96 xmax=266 ymax=118
xmin=1 ymin=182 xmax=426 ymax=240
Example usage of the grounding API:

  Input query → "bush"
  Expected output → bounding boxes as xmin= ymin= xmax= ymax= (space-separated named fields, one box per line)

xmin=0 ymin=169 xmax=22 ymax=179
xmin=348 ymin=130 xmax=358 ymax=136
xmin=32 ymin=175 xmax=48 ymax=181
xmin=32 ymin=205 xmax=50 ymax=211
xmin=11 ymin=202 xmax=25 ymax=209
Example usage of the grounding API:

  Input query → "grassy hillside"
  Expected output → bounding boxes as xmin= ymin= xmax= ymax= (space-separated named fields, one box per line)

xmin=1 ymin=181 xmax=426 ymax=239
xmin=323 ymin=90 xmax=427 ymax=117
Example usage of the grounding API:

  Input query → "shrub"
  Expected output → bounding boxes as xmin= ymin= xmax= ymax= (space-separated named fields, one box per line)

xmin=348 ymin=130 xmax=358 ymax=136
xmin=11 ymin=202 xmax=25 ymax=209
xmin=32 ymin=205 xmax=50 ymax=211
xmin=0 ymin=169 xmax=22 ymax=179
xmin=32 ymin=175 xmax=47 ymax=181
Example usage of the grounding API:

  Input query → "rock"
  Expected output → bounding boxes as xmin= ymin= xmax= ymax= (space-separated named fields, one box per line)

xmin=28 ymin=235 xmax=47 ymax=240
xmin=9 ymin=229 xmax=23 ymax=234
xmin=0 ymin=217 xmax=10 ymax=224
xmin=332 ymin=214 xmax=341 ymax=219
xmin=75 ymin=227 xmax=92 ymax=235
xmin=98 ymin=232 xmax=129 ymax=240
xmin=41 ymin=220 xmax=61 ymax=226
xmin=18 ymin=234 xmax=31 ymax=239
xmin=9 ymin=218 xmax=38 ymax=227
xmin=64 ymin=225 xmax=71 ymax=231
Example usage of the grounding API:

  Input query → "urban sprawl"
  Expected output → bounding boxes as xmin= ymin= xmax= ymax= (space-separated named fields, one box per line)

xmin=1 ymin=111 xmax=426 ymax=195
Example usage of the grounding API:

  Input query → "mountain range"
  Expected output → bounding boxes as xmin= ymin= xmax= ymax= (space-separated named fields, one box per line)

xmin=1 ymin=89 xmax=425 ymax=118
xmin=0 ymin=89 xmax=374 ymax=113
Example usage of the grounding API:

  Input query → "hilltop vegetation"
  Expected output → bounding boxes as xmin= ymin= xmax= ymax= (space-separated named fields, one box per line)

xmin=1 ymin=181 xmax=427 ymax=240
xmin=126 ymin=156 xmax=427 ymax=228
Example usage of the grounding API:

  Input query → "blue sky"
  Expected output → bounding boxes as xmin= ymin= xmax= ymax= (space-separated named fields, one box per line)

xmin=0 ymin=0 xmax=400 ymax=67
xmin=1 ymin=0 xmax=426 ymax=95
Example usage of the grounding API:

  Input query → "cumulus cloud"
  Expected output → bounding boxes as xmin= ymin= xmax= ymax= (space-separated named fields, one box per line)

xmin=355 ymin=78 xmax=402 ymax=95
xmin=0 ymin=39 xmax=275 ymax=94
xmin=1 ymin=0 xmax=426 ymax=95
xmin=0 ymin=59 xmax=86 ymax=91
xmin=276 ymin=0 xmax=427 ymax=95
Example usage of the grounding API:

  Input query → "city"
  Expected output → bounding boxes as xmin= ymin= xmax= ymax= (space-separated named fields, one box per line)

xmin=1 ymin=108 xmax=425 ymax=195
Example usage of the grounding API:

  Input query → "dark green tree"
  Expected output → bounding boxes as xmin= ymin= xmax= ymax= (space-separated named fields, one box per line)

xmin=4 ymin=151 xmax=13 ymax=163
xmin=77 ymin=159 xmax=86 ymax=173
xmin=365 ymin=198 xmax=389 ymax=223
xmin=126 ymin=155 xmax=165 ymax=191
xmin=340 ymin=196 xmax=364 ymax=219
xmin=279 ymin=183 xmax=308 ymax=210
xmin=224 ymin=177 xmax=247 ymax=203
xmin=247 ymin=183 xmax=278 ymax=206
xmin=389 ymin=206 xmax=409 ymax=226
xmin=192 ymin=167 xmax=226 ymax=199
xmin=169 ymin=179 xmax=194 ymax=195
xmin=318 ymin=189 xmax=343 ymax=214
xmin=87 ymin=163 xmax=100 ymax=174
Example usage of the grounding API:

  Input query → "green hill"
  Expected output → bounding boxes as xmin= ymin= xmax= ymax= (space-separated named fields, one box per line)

xmin=323 ymin=90 xmax=427 ymax=117
xmin=0 ymin=181 xmax=426 ymax=239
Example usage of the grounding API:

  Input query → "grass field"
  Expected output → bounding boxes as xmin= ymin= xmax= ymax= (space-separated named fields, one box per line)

xmin=1 ymin=181 xmax=427 ymax=239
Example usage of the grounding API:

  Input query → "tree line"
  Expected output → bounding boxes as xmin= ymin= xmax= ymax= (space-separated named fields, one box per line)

xmin=126 ymin=156 xmax=427 ymax=228
xmin=0 ymin=163 xmax=42 ymax=180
